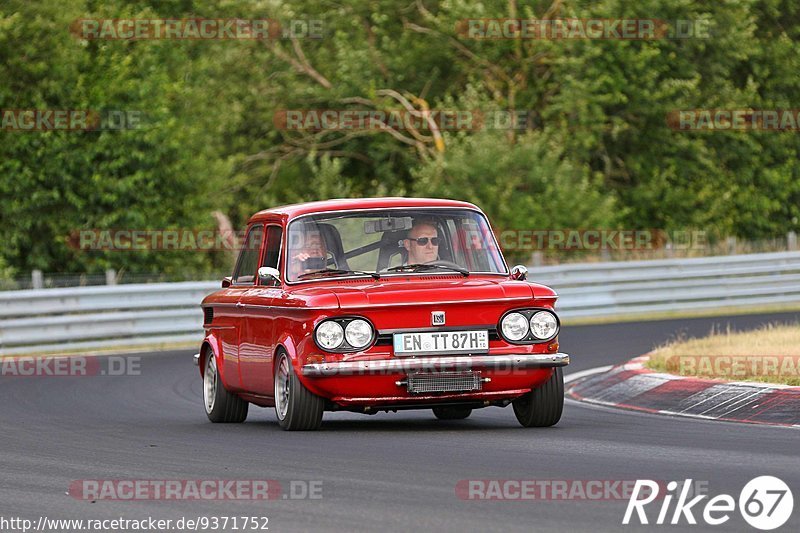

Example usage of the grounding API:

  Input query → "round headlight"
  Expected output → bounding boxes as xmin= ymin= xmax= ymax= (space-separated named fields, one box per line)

xmin=345 ymin=319 xmax=373 ymax=349
xmin=501 ymin=312 xmax=529 ymax=341
xmin=530 ymin=311 xmax=558 ymax=340
xmin=316 ymin=320 xmax=344 ymax=350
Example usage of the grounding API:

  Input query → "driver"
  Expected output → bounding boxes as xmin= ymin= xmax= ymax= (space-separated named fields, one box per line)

xmin=402 ymin=220 xmax=439 ymax=264
xmin=288 ymin=227 xmax=328 ymax=279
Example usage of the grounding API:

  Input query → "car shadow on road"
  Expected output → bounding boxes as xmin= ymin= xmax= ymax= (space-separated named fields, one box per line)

xmin=233 ymin=408 xmax=567 ymax=432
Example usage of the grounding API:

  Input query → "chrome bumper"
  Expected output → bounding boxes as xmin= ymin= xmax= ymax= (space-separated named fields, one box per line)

xmin=193 ymin=353 xmax=200 ymax=366
xmin=302 ymin=353 xmax=569 ymax=377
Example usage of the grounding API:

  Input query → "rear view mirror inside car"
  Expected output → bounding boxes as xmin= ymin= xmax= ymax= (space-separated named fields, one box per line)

xmin=364 ymin=217 xmax=413 ymax=234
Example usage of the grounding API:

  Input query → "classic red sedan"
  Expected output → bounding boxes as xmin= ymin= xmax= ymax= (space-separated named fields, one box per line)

xmin=195 ymin=198 xmax=569 ymax=430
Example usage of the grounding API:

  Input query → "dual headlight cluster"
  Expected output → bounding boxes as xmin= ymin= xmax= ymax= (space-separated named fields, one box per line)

xmin=315 ymin=310 xmax=557 ymax=351
xmin=314 ymin=317 xmax=375 ymax=352
xmin=499 ymin=308 xmax=559 ymax=343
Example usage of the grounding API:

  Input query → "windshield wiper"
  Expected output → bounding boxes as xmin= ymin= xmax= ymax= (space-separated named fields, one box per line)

xmin=298 ymin=269 xmax=380 ymax=280
xmin=385 ymin=263 xmax=469 ymax=277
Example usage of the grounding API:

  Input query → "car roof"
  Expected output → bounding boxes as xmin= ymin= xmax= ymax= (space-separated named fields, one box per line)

xmin=248 ymin=197 xmax=480 ymax=223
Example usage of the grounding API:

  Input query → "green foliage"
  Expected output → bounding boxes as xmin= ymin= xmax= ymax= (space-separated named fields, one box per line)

xmin=0 ymin=0 xmax=230 ymax=276
xmin=1 ymin=0 xmax=798 ymax=276
xmin=413 ymin=130 xmax=618 ymax=230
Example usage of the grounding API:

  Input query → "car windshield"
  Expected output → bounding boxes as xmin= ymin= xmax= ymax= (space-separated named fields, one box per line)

xmin=285 ymin=209 xmax=507 ymax=282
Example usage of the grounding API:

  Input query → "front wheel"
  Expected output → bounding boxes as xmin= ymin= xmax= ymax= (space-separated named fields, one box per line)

xmin=274 ymin=352 xmax=324 ymax=431
xmin=204 ymin=353 xmax=248 ymax=423
xmin=512 ymin=367 xmax=564 ymax=427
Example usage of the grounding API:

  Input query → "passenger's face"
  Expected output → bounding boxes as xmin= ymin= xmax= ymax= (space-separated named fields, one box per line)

xmin=303 ymin=233 xmax=326 ymax=258
xmin=404 ymin=224 xmax=439 ymax=264
xmin=290 ymin=232 xmax=327 ymax=278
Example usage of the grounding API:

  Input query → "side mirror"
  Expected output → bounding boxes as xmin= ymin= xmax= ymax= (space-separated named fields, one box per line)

xmin=258 ymin=266 xmax=281 ymax=285
xmin=221 ymin=276 xmax=232 ymax=288
xmin=510 ymin=265 xmax=528 ymax=281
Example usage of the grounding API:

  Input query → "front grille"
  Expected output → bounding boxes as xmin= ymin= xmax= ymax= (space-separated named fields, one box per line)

xmin=407 ymin=371 xmax=482 ymax=394
xmin=203 ymin=307 xmax=214 ymax=325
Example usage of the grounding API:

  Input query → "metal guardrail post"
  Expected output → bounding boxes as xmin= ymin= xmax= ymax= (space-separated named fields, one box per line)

xmin=789 ymin=232 xmax=797 ymax=251
xmin=31 ymin=270 xmax=43 ymax=290
xmin=105 ymin=269 xmax=117 ymax=286
xmin=726 ymin=237 xmax=737 ymax=254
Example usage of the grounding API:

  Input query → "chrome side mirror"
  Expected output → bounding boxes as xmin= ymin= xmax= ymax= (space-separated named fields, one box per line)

xmin=258 ymin=266 xmax=281 ymax=285
xmin=221 ymin=276 xmax=232 ymax=288
xmin=510 ymin=265 xmax=528 ymax=281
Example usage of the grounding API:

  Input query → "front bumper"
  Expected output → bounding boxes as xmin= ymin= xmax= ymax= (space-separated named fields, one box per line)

xmin=301 ymin=352 xmax=569 ymax=377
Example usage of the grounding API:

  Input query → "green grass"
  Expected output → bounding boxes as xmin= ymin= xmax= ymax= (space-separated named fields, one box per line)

xmin=645 ymin=322 xmax=800 ymax=386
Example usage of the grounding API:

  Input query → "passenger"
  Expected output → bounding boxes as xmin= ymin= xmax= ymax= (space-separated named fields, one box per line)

xmin=288 ymin=228 xmax=328 ymax=279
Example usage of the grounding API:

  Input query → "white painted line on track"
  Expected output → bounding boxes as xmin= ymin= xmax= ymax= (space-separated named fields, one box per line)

xmin=564 ymin=377 xmax=800 ymax=430
xmin=564 ymin=365 xmax=613 ymax=384
xmin=566 ymin=395 xmax=800 ymax=430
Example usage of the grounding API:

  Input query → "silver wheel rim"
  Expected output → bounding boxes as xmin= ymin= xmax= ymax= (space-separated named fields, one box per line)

xmin=204 ymin=355 xmax=217 ymax=413
xmin=275 ymin=356 xmax=290 ymax=420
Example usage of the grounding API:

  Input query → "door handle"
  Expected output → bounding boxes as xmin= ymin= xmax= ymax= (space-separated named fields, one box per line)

xmin=236 ymin=302 xmax=245 ymax=308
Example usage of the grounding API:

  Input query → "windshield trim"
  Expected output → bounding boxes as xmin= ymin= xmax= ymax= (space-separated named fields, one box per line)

xmin=283 ymin=206 xmax=509 ymax=285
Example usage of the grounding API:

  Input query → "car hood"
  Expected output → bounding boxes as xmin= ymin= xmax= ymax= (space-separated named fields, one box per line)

xmin=295 ymin=277 xmax=556 ymax=310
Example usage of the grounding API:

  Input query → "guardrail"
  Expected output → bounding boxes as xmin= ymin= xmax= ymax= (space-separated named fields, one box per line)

xmin=2 ymin=251 xmax=800 ymax=355
xmin=533 ymin=251 xmax=800 ymax=318
xmin=0 ymin=282 xmax=218 ymax=355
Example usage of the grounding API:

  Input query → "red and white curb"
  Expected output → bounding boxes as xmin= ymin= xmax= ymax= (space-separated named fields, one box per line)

xmin=565 ymin=356 xmax=800 ymax=428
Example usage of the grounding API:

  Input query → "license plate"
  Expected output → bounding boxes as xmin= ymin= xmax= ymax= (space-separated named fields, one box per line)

xmin=393 ymin=330 xmax=489 ymax=356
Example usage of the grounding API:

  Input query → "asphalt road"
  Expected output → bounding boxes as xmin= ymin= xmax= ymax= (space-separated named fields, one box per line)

xmin=1 ymin=312 xmax=799 ymax=533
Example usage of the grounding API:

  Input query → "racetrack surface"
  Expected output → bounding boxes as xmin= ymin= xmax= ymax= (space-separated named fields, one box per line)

xmin=1 ymin=312 xmax=798 ymax=532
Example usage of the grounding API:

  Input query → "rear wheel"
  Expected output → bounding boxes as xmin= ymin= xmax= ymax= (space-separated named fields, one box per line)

xmin=204 ymin=353 xmax=248 ymax=423
xmin=512 ymin=367 xmax=564 ymax=427
xmin=274 ymin=352 xmax=324 ymax=431
xmin=432 ymin=406 xmax=472 ymax=420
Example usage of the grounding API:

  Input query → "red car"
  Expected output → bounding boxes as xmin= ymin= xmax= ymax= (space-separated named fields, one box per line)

xmin=195 ymin=198 xmax=569 ymax=430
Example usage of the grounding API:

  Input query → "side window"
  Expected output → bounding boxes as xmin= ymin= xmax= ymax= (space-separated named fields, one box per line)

xmin=451 ymin=217 xmax=498 ymax=272
xmin=233 ymin=224 xmax=264 ymax=284
xmin=447 ymin=220 xmax=467 ymax=266
xmin=261 ymin=226 xmax=282 ymax=286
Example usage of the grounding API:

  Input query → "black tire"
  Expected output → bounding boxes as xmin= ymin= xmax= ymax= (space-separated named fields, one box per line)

xmin=274 ymin=351 xmax=324 ymax=431
xmin=203 ymin=352 xmax=248 ymax=423
xmin=432 ymin=406 xmax=473 ymax=420
xmin=512 ymin=367 xmax=564 ymax=427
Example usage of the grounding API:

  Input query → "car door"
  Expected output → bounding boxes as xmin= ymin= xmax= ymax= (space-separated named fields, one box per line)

xmin=219 ymin=223 xmax=266 ymax=392
xmin=238 ymin=224 xmax=283 ymax=395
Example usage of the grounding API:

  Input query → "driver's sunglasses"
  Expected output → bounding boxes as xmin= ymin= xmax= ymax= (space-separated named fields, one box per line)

xmin=410 ymin=237 xmax=440 ymax=246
